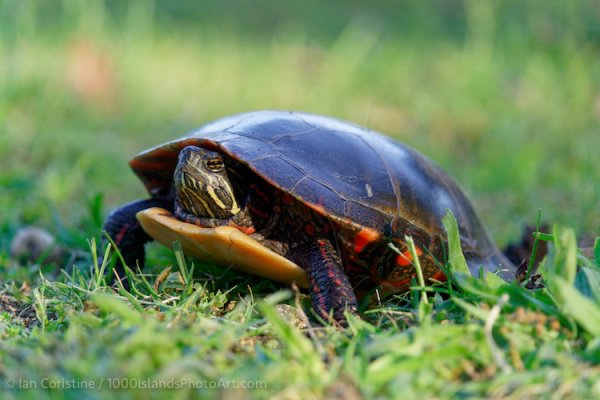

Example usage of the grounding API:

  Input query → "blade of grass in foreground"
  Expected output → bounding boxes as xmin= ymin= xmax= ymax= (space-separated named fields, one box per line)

xmin=91 ymin=292 xmax=144 ymax=325
xmin=257 ymin=295 xmax=326 ymax=380
xmin=442 ymin=210 xmax=505 ymax=290
xmin=543 ymin=229 xmax=600 ymax=337
xmin=546 ymin=275 xmax=600 ymax=336
xmin=547 ymin=227 xmax=578 ymax=285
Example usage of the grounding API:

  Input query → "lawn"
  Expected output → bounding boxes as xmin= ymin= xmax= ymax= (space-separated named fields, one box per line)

xmin=1 ymin=1 xmax=599 ymax=399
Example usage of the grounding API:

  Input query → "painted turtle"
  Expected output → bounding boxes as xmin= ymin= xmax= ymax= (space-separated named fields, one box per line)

xmin=103 ymin=111 xmax=515 ymax=325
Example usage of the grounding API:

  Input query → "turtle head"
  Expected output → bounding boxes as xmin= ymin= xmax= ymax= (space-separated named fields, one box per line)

xmin=174 ymin=146 xmax=241 ymax=219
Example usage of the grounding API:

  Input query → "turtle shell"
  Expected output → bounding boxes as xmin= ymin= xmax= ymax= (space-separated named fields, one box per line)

xmin=130 ymin=111 xmax=513 ymax=280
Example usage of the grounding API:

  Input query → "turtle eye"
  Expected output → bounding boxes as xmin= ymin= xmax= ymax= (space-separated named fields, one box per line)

xmin=205 ymin=157 xmax=224 ymax=172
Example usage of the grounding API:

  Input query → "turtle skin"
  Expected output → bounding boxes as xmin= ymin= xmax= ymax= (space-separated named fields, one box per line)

xmin=103 ymin=111 xmax=516 ymax=326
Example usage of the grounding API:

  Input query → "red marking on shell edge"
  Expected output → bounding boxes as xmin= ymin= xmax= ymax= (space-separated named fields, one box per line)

xmin=316 ymin=196 xmax=326 ymax=207
xmin=353 ymin=228 xmax=379 ymax=254
xmin=309 ymin=202 xmax=327 ymax=215
xmin=232 ymin=225 xmax=256 ymax=235
xmin=395 ymin=246 xmax=424 ymax=267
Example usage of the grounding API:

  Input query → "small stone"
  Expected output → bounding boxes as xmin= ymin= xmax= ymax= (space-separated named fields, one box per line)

xmin=10 ymin=226 xmax=63 ymax=265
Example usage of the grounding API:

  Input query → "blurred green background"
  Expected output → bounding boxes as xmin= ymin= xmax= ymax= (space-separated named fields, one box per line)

xmin=1 ymin=0 xmax=599 ymax=258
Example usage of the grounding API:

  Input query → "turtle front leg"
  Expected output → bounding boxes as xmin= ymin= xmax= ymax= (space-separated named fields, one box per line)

xmin=297 ymin=239 xmax=358 ymax=327
xmin=102 ymin=198 xmax=172 ymax=279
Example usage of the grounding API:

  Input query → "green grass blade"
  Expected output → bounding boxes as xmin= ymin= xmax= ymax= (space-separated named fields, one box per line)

xmin=595 ymin=237 xmax=600 ymax=267
xmin=442 ymin=211 xmax=471 ymax=279
xmin=181 ymin=284 xmax=206 ymax=311
xmin=452 ymin=297 xmax=489 ymax=321
xmin=549 ymin=227 xmax=578 ymax=285
xmin=405 ymin=235 xmax=429 ymax=306
xmin=256 ymin=300 xmax=326 ymax=378
xmin=577 ymin=267 xmax=600 ymax=302
xmin=91 ymin=293 xmax=144 ymax=324
xmin=172 ymin=240 xmax=188 ymax=281
xmin=526 ymin=209 xmax=544 ymax=279
xmin=172 ymin=240 xmax=195 ymax=297
xmin=547 ymin=276 xmax=600 ymax=336
xmin=32 ymin=287 xmax=48 ymax=334
xmin=94 ymin=239 xmax=111 ymax=289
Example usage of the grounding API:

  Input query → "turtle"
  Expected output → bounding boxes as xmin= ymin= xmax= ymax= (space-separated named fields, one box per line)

xmin=103 ymin=110 xmax=516 ymax=325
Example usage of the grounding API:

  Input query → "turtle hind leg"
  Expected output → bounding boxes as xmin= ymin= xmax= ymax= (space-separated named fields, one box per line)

xmin=298 ymin=239 xmax=358 ymax=327
xmin=102 ymin=198 xmax=172 ymax=280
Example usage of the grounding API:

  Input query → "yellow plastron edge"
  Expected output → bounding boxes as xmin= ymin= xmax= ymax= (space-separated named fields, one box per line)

xmin=136 ymin=207 xmax=309 ymax=288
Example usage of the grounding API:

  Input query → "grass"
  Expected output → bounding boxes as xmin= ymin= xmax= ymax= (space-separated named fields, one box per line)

xmin=1 ymin=0 xmax=600 ymax=398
